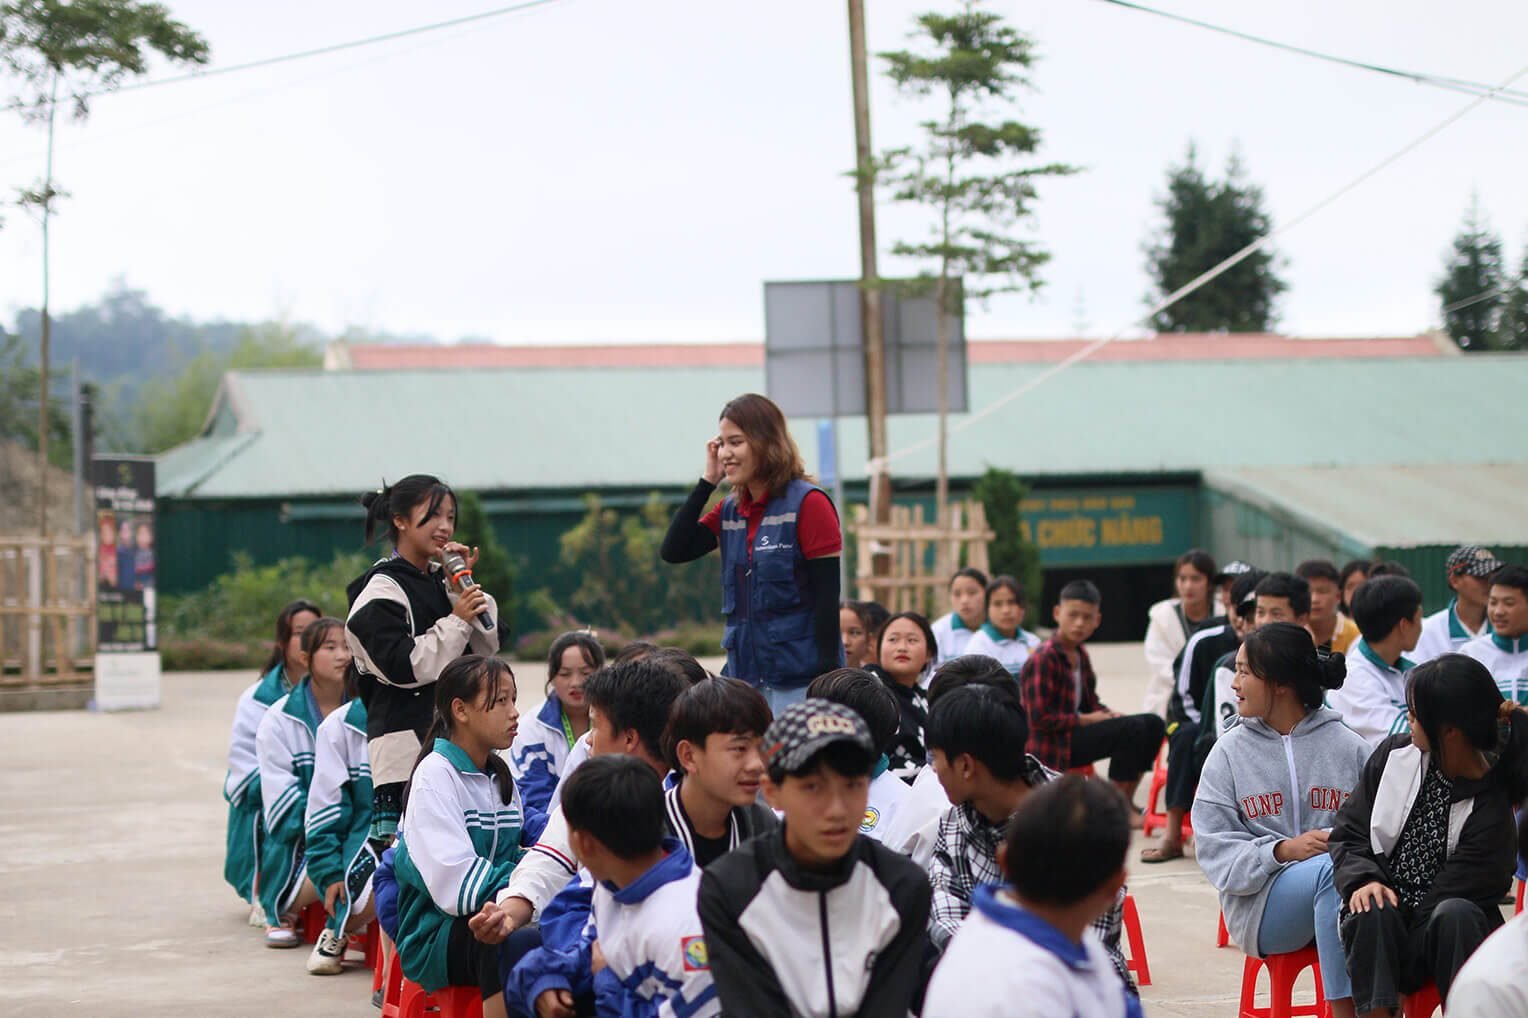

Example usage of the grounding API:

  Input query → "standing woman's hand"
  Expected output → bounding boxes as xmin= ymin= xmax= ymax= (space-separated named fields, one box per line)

xmin=703 ymin=435 xmax=724 ymax=486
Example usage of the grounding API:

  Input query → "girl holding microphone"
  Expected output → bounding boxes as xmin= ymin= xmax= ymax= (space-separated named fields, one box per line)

xmin=661 ymin=393 xmax=843 ymax=712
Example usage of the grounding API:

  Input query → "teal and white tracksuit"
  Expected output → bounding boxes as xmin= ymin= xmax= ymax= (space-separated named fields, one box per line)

xmin=961 ymin=622 xmax=1043 ymax=677
xmin=1412 ymin=598 xmax=1491 ymax=665
xmin=1325 ymin=639 xmax=1414 ymax=747
xmin=1460 ymin=633 xmax=1528 ymax=706
xmin=223 ymin=664 xmax=294 ymax=903
xmin=255 ymin=676 xmax=324 ymax=923
xmin=394 ymin=739 xmax=531 ymax=993
xmin=304 ymin=697 xmax=376 ymax=935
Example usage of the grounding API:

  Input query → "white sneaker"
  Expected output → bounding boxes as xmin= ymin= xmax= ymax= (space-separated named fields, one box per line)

xmin=306 ymin=928 xmax=348 ymax=974
xmin=248 ymin=904 xmax=266 ymax=928
xmin=265 ymin=917 xmax=300 ymax=949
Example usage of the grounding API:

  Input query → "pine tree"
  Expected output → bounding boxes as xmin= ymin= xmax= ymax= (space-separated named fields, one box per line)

xmin=1494 ymin=243 xmax=1528 ymax=352
xmin=1434 ymin=197 xmax=1506 ymax=351
xmin=1145 ymin=144 xmax=1287 ymax=332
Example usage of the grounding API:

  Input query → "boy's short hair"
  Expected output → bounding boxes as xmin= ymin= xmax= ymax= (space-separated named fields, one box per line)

xmin=649 ymin=646 xmax=711 ymax=685
xmin=584 ymin=660 xmax=691 ymax=763
xmin=927 ymin=654 xmax=1014 ymax=705
xmin=1350 ymin=575 xmax=1424 ymax=644
xmin=663 ymin=677 xmax=772 ymax=772
xmin=925 ymin=684 xmax=1030 ymax=781
xmin=561 ymin=754 xmax=666 ymax=860
xmin=1367 ymin=560 xmax=1411 ymax=579
xmin=611 ymin=641 xmax=659 ymax=664
xmin=1058 ymin=580 xmax=1101 ymax=605
xmin=1295 ymin=559 xmax=1340 ymax=585
xmin=806 ymin=668 xmax=900 ymax=758
xmin=1254 ymin=572 xmax=1311 ymax=617
xmin=1491 ymin=564 xmax=1528 ymax=597
xmin=1004 ymin=775 xmax=1130 ymax=906
xmin=763 ymin=699 xmax=875 ymax=785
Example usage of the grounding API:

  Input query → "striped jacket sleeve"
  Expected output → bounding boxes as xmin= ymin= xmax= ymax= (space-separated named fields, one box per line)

xmin=255 ymin=702 xmax=308 ymax=843
xmin=405 ymin=769 xmax=516 ymax=916
xmin=303 ymin=712 xmax=354 ymax=893
xmin=346 ymin=574 xmax=499 ymax=689
xmin=224 ymin=686 xmax=267 ymax=804
xmin=509 ymin=726 xmax=558 ymax=816
xmin=497 ymin=805 xmax=579 ymax=918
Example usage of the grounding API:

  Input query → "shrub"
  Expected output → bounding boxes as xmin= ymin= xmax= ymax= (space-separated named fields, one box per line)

xmin=160 ymin=550 xmax=374 ymax=649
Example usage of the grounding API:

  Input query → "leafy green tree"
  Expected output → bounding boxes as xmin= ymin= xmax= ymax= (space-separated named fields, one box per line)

xmin=454 ymin=490 xmax=517 ymax=631
xmin=133 ymin=320 xmax=322 ymax=452
xmin=0 ymin=330 xmax=70 ymax=466
xmin=971 ymin=467 xmax=1042 ymax=614
xmin=878 ymin=0 xmax=1076 ymax=522
xmin=1498 ymin=244 xmax=1528 ymax=352
xmin=1434 ymin=198 xmax=1508 ymax=351
xmin=1145 ymin=144 xmax=1287 ymax=332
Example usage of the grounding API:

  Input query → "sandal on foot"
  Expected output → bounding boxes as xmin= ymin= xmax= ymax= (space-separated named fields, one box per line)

xmin=1139 ymin=844 xmax=1184 ymax=863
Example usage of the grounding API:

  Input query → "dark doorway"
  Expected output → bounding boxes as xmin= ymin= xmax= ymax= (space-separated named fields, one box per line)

xmin=1036 ymin=564 xmax=1176 ymax=643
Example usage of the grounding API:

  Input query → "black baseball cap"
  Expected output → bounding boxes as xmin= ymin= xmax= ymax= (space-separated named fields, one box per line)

xmin=1215 ymin=560 xmax=1255 ymax=584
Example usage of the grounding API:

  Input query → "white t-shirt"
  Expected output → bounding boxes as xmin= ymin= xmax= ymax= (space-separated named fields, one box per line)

xmin=859 ymin=767 xmax=911 ymax=843
xmin=1445 ymin=910 xmax=1528 ymax=1018
xmin=924 ymin=886 xmax=1139 ymax=1018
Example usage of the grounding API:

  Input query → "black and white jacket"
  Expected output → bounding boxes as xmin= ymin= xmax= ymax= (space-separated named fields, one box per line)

xmin=345 ymin=556 xmax=500 ymax=791
xmin=698 ymin=826 xmax=931 ymax=1018
xmin=1329 ymin=727 xmax=1523 ymax=928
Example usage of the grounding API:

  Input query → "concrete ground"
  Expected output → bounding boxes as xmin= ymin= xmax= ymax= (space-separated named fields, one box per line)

xmin=0 ymin=645 xmax=1283 ymax=1015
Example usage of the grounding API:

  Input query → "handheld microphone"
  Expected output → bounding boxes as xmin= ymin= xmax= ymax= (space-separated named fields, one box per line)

xmin=441 ymin=549 xmax=495 ymax=633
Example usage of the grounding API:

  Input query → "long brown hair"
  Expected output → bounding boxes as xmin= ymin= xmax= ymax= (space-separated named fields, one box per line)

xmin=719 ymin=393 xmax=810 ymax=497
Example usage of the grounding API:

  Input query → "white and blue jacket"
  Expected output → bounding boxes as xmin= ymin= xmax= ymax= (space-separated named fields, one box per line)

xmin=510 ymin=695 xmax=576 ymax=815
xmin=304 ymin=698 xmax=376 ymax=933
xmin=254 ymin=677 xmax=325 ymax=921
xmin=510 ymin=840 xmax=720 ymax=1018
xmin=1460 ymin=633 xmax=1528 ymax=706
xmin=961 ymin=622 xmax=1042 ymax=677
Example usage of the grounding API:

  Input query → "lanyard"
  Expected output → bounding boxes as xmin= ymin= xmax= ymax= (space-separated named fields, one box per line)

xmin=560 ymin=709 xmax=577 ymax=750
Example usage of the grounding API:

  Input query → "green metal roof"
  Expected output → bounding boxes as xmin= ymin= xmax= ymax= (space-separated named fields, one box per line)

xmin=157 ymin=354 xmax=1528 ymax=499
xmin=1205 ymin=464 xmax=1528 ymax=550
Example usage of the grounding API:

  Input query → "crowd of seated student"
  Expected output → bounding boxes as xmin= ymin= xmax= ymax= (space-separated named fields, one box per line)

xmin=223 ymin=544 xmax=1528 ymax=1018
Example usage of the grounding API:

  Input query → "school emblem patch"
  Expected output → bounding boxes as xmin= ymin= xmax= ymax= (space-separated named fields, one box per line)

xmin=681 ymin=936 xmax=709 ymax=971
xmin=860 ymin=806 xmax=881 ymax=833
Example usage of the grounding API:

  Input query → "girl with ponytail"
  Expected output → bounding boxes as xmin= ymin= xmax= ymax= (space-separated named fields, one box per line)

xmin=391 ymin=656 xmax=538 ymax=1016
xmin=1330 ymin=654 xmax=1528 ymax=1016
xmin=345 ymin=475 xmax=502 ymax=844
xmin=1193 ymin=622 xmax=1370 ymax=1018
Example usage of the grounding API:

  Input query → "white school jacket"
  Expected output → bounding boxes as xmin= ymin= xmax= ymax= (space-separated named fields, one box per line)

xmin=881 ymin=765 xmax=952 ymax=867
xmin=859 ymin=765 xmax=911 ymax=843
xmin=1412 ymin=599 xmax=1491 ymax=665
xmin=930 ymin=613 xmax=976 ymax=665
xmin=1327 ymin=639 xmax=1414 ymax=747
xmin=1460 ymin=633 xmax=1528 ymax=706
xmin=961 ymin=623 xmax=1043 ymax=677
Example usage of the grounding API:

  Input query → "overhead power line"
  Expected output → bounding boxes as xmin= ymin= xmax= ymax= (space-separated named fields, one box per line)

xmin=36 ymin=0 xmax=562 ymax=107
xmin=1441 ymin=283 xmax=1516 ymax=315
xmin=870 ymin=61 xmax=1528 ymax=473
xmin=1092 ymin=0 xmax=1528 ymax=109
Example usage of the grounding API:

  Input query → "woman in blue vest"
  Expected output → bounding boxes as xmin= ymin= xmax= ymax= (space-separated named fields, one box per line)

xmin=661 ymin=393 xmax=844 ymax=712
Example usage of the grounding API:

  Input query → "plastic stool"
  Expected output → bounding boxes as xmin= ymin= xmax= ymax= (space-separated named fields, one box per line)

xmin=1238 ymin=944 xmax=1330 ymax=1018
xmin=1121 ymin=893 xmax=1151 ymax=987
xmin=379 ymin=937 xmax=404 ymax=1018
xmin=1516 ymin=877 xmax=1525 ymax=917
xmin=1402 ymin=983 xmax=1441 ymax=1018
xmin=1142 ymin=745 xmax=1194 ymax=841
xmin=1067 ymin=762 xmax=1100 ymax=779
xmin=1217 ymin=910 xmax=1230 ymax=948
xmin=299 ymin=901 xmax=327 ymax=944
xmin=399 ymin=980 xmax=484 ymax=1018
xmin=364 ymin=925 xmax=384 ymax=993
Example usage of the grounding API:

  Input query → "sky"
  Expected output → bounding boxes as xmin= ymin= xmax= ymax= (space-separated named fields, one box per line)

xmin=1 ymin=0 xmax=1526 ymax=344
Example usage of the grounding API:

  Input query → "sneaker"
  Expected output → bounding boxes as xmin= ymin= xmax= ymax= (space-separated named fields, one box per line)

xmin=264 ymin=917 xmax=300 ymax=949
xmin=306 ymin=928 xmax=348 ymax=974
xmin=248 ymin=904 xmax=266 ymax=928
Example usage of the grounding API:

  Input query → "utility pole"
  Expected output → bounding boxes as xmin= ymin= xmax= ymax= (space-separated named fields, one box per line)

xmin=36 ymin=72 xmax=59 ymax=537
xmin=847 ymin=0 xmax=891 ymax=594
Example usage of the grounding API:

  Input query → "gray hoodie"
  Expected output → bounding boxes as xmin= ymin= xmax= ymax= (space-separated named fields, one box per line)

xmin=1191 ymin=707 xmax=1372 ymax=955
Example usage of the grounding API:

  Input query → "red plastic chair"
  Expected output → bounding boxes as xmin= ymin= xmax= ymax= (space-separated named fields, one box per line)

xmin=1141 ymin=743 xmax=1194 ymax=841
xmin=1121 ymin=893 xmax=1151 ymax=987
xmin=1067 ymin=762 xmax=1100 ymax=779
xmin=362 ymin=924 xmax=384 ymax=994
xmin=399 ymin=980 xmax=483 ymax=1018
xmin=1217 ymin=910 xmax=1231 ymax=948
xmin=1238 ymin=944 xmax=1331 ymax=1018
xmin=1402 ymin=982 xmax=1441 ymax=1018
xmin=378 ymin=937 xmax=404 ymax=1018
xmin=1516 ymin=877 xmax=1525 ymax=917
xmin=299 ymin=901 xmax=327 ymax=944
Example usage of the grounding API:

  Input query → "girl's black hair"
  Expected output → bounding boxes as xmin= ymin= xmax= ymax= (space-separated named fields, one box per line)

xmin=263 ymin=598 xmax=322 ymax=676
xmin=985 ymin=574 xmax=1025 ymax=609
xmin=1241 ymin=622 xmax=1346 ymax=711
xmin=807 ymin=668 xmax=900 ymax=757
xmin=1408 ymin=654 xmax=1528 ymax=801
xmin=949 ymin=567 xmax=989 ymax=589
xmin=545 ymin=630 xmax=605 ymax=697
xmin=403 ymin=655 xmax=516 ymax=813
xmin=299 ymin=616 xmax=353 ymax=698
xmin=842 ymin=600 xmax=890 ymax=638
xmin=1338 ymin=559 xmax=1371 ymax=613
xmin=1174 ymin=548 xmax=1218 ymax=582
xmin=877 ymin=610 xmax=938 ymax=668
xmin=361 ymin=474 xmax=456 ymax=546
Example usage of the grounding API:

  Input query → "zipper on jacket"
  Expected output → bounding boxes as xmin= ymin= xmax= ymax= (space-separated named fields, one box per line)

xmin=1281 ymin=734 xmax=1300 ymax=831
xmin=819 ymin=890 xmax=837 ymax=1018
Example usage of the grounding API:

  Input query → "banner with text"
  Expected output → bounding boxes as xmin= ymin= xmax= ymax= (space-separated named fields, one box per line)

xmin=1020 ymin=488 xmax=1194 ymax=567
xmin=94 ymin=457 xmax=157 ymax=652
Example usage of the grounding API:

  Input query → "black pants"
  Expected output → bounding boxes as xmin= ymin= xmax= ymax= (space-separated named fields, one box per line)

xmin=1164 ymin=719 xmax=1210 ymax=811
xmin=1340 ymin=897 xmax=1495 ymax=1014
xmin=446 ymin=915 xmax=503 ymax=1000
xmin=1068 ymin=712 xmax=1166 ymax=783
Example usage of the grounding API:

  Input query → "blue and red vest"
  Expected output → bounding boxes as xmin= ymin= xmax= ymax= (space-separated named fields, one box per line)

xmin=719 ymin=479 xmax=840 ymax=688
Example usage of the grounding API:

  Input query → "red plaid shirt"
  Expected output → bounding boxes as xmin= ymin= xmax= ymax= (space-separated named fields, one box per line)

xmin=1019 ymin=637 xmax=1107 ymax=770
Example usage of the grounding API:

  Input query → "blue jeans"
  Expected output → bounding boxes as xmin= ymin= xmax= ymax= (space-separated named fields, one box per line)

xmin=760 ymin=683 xmax=809 ymax=716
xmin=1257 ymin=854 xmax=1351 ymax=1002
